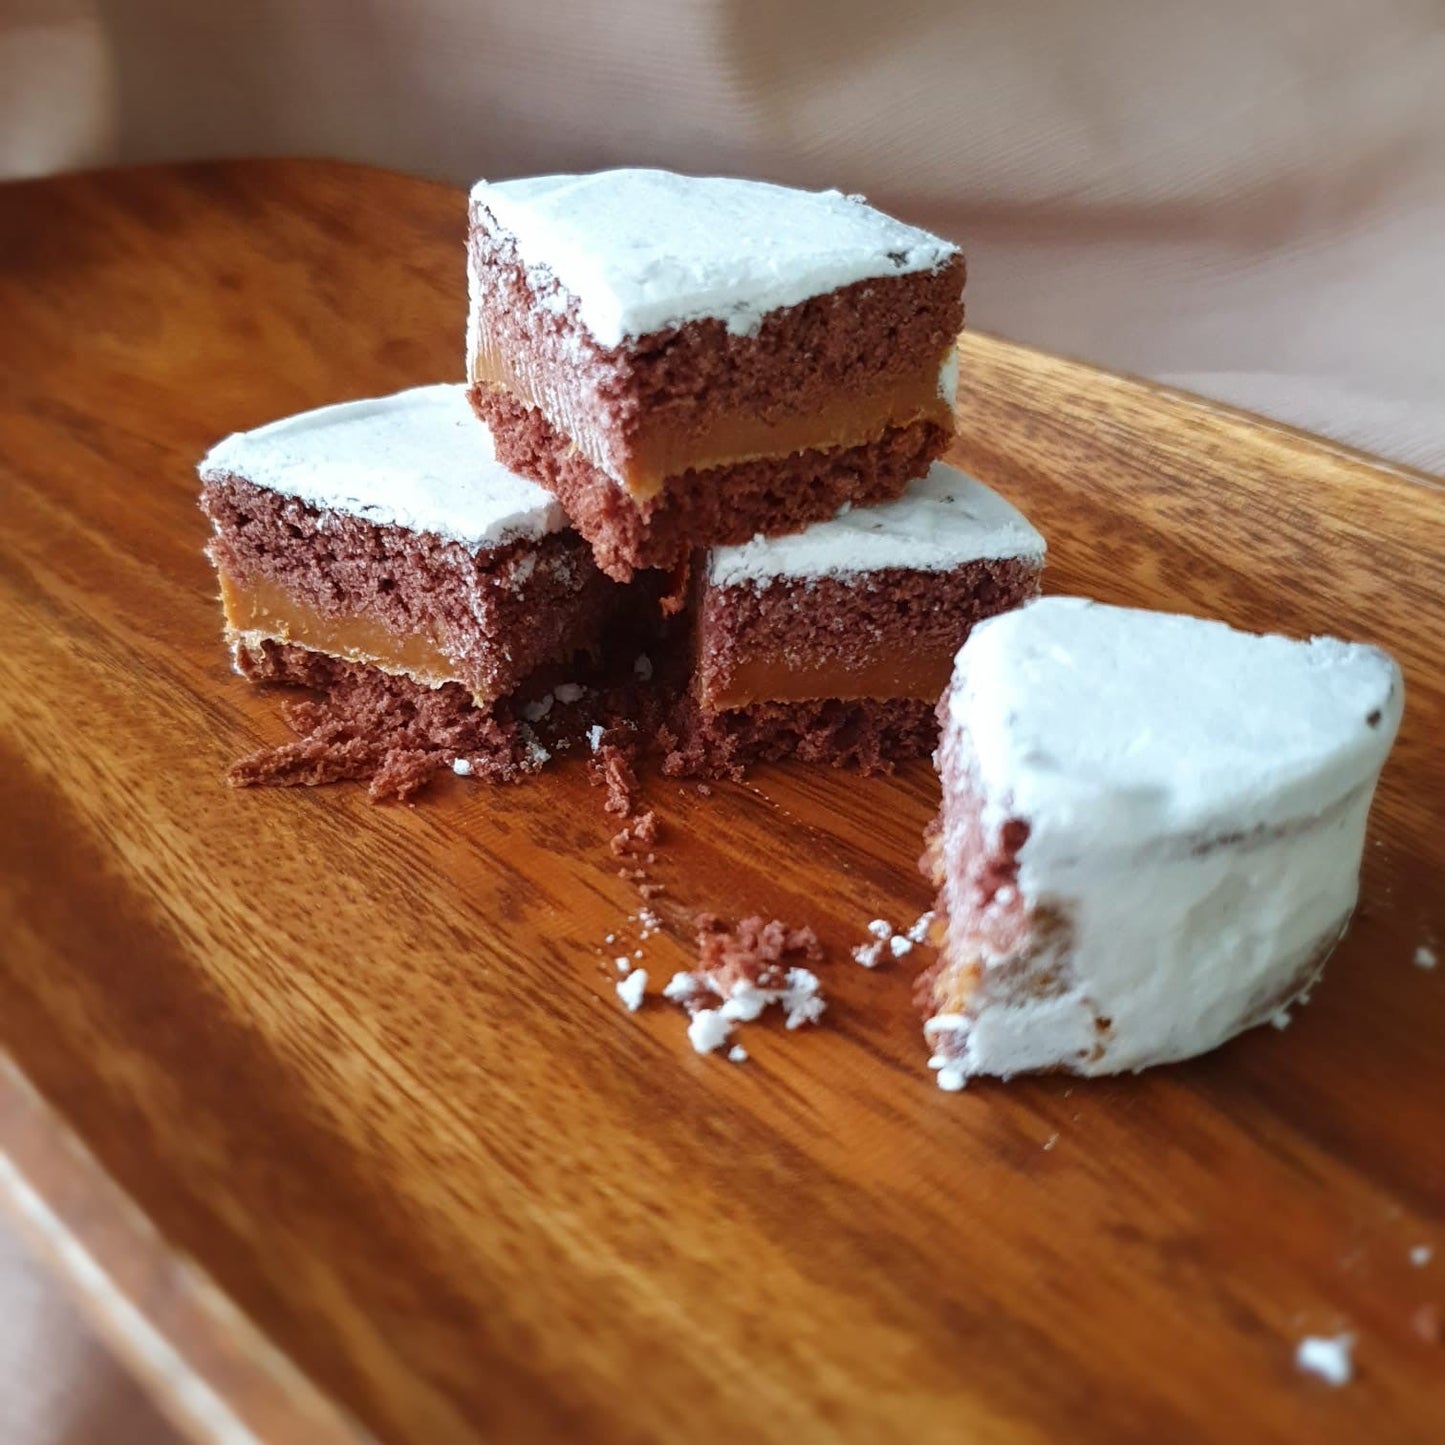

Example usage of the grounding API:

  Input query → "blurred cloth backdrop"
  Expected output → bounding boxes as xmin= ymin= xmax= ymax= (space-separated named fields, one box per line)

xmin=5 ymin=0 xmax=1444 ymax=473
xmin=1 ymin=0 xmax=1442 ymax=1440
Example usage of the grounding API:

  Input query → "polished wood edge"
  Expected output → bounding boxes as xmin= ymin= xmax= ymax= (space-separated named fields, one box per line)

xmin=0 ymin=1053 xmax=370 ymax=1445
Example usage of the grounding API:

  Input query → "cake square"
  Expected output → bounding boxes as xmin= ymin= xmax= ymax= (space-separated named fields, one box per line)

xmin=661 ymin=463 xmax=1044 ymax=776
xmin=199 ymin=384 xmax=620 ymax=708
xmin=921 ymin=598 xmax=1403 ymax=1087
xmin=466 ymin=169 xmax=965 ymax=579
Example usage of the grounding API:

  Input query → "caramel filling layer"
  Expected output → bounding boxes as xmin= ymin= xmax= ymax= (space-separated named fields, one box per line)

xmin=218 ymin=569 xmax=482 ymax=697
xmin=470 ymin=341 xmax=955 ymax=501
xmin=701 ymin=647 xmax=955 ymax=712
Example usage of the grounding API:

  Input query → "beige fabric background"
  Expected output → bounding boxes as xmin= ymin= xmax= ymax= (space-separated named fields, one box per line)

xmin=1 ymin=1 xmax=1442 ymax=1440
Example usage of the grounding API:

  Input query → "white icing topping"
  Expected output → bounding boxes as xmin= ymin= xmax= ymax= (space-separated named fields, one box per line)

xmin=687 ymin=1009 xmax=733 ymax=1054
xmin=199 ymin=384 xmax=565 ymax=551
xmin=470 ymin=169 xmax=960 ymax=348
xmin=938 ymin=345 xmax=960 ymax=402
xmin=953 ymin=598 xmax=1402 ymax=843
xmin=616 ymin=970 xmax=648 ymax=1013
xmin=706 ymin=462 xmax=1045 ymax=585
xmin=1295 ymin=1335 xmax=1355 ymax=1387
xmin=930 ymin=599 xmax=1403 ymax=1081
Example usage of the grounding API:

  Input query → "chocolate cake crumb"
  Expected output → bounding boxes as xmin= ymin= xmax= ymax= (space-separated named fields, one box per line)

xmin=588 ymin=742 xmax=640 ymax=816
xmin=228 ymin=642 xmax=542 ymax=802
xmin=610 ymin=809 xmax=660 ymax=856
xmin=692 ymin=914 xmax=824 ymax=1004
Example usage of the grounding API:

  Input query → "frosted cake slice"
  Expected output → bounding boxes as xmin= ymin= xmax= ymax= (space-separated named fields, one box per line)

xmin=921 ymin=598 xmax=1403 ymax=1088
xmin=199 ymin=383 xmax=617 ymax=704
xmin=466 ymin=169 xmax=965 ymax=578
xmin=661 ymin=463 xmax=1044 ymax=776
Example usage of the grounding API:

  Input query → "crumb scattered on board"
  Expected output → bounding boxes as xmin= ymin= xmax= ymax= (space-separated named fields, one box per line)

xmin=611 ymin=809 xmax=663 ymax=894
xmin=687 ymin=1008 xmax=732 ymax=1054
xmin=852 ymin=940 xmax=885 ymax=968
xmin=588 ymin=740 xmax=639 ymax=817
xmin=616 ymin=969 xmax=647 ymax=1012
xmin=852 ymin=912 xmax=930 ymax=968
xmin=1295 ymin=1333 xmax=1354 ymax=1386
xmin=1415 ymin=943 xmax=1438 ymax=970
xmin=622 ymin=915 xmax=828 ymax=1059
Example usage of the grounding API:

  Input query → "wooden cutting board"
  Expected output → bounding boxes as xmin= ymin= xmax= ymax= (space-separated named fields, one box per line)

xmin=2 ymin=161 xmax=1442 ymax=1445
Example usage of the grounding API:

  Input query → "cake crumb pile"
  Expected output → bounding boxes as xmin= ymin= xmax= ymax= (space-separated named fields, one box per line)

xmin=228 ymin=644 xmax=542 ymax=802
xmin=588 ymin=739 xmax=641 ymax=817
xmin=625 ymin=914 xmax=828 ymax=1058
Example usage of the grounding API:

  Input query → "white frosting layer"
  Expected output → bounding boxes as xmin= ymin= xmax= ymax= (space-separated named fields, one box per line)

xmin=955 ymin=598 xmax=1402 ymax=844
xmin=933 ymin=598 xmax=1403 ymax=1081
xmin=706 ymin=461 xmax=1044 ymax=585
xmin=199 ymin=384 xmax=565 ymax=551
xmin=937 ymin=344 xmax=960 ymax=402
xmin=470 ymin=169 xmax=960 ymax=348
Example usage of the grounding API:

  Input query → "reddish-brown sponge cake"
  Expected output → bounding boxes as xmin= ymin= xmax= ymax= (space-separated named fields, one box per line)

xmin=661 ymin=462 xmax=1045 ymax=777
xmin=200 ymin=384 xmax=618 ymax=704
xmin=466 ymin=169 xmax=965 ymax=580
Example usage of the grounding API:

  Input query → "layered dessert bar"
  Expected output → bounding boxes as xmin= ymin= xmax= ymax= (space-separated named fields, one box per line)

xmin=662 ymin=463 xmax=1045 ymax=776
xmin=199 ymin=384 xmax=623 ymax=795
xmin=200 ymin=384 xmax=615 ymax=701
xmin=466 ymin=169 xmax=965 ymax=579
xmin=921 ymin=598 xmax=1403 ymax=1088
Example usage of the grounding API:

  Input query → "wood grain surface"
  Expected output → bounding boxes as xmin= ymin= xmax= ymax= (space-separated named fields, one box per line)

xmin=2 ymin=160 xmax=1442 ymax=1445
